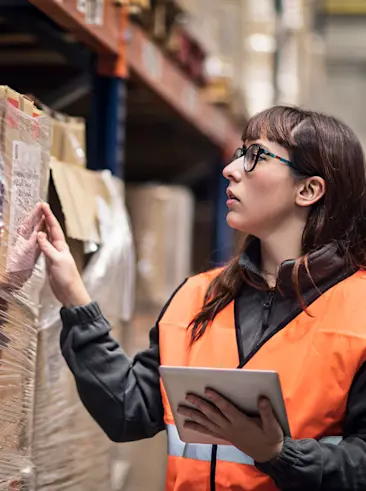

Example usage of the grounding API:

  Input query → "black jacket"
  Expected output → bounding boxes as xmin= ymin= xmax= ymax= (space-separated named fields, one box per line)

xmin=60 ymin=242 xmax=366 ymax=490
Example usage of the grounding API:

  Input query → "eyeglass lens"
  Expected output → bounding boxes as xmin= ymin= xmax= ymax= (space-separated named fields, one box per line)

xmin=244 ymin=144 xmax=261 ymax=171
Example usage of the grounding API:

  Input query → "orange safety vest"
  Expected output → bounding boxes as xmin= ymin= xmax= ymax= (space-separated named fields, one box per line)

xmin=159 ymin=269 xmax=366 ymax=491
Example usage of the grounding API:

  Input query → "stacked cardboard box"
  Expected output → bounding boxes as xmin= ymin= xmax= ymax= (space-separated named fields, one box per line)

xmin=0 ymin=87 xmax=51 ymax=489
xmin=51 ymin=116 xmax=86 ymax=168
xmin=177 ymin=0 xmax=244 ymax=113
xmin=0 ymin=86 xmax=137 ymax=491
xmin=116 ymin=184 xmax=195 ymax=491
xmin=126 ymin=184 xmax=194 ymax=310
xmin=34 ymin=170 xmax=135 ymax=491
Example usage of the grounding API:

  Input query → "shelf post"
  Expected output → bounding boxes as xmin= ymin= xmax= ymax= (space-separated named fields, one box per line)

xmin=87 ymin=73 xmax=126 ymax=177
xmin=86 ymin=3 xmax=128 ymax=178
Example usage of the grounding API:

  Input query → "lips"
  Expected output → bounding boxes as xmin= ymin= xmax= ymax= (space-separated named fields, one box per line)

xmin=226 ymin=188 xmax=240 ymax=201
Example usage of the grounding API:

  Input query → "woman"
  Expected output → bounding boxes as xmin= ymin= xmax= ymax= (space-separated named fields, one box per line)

xmin=38 ymin=106 xmax=366 ymax=491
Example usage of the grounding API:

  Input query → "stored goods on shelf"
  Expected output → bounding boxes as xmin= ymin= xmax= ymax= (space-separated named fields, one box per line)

xmin=34 ymin=171 xmax=135 ymax=490
xmin=51 ymin=115 xmax=86 ymax=168
xmin=0 ymin=86 xmax=51 ymax=489
xmin=126 ymin=184 xmax=194 ymax=309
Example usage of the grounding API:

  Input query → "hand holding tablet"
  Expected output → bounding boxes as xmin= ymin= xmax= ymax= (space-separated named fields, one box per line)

xmin=159 ymin=366 xmax=291 ymax=449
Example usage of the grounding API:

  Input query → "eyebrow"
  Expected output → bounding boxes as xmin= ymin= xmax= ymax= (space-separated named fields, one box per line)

xmin=244 ymin=140 xmax=272 ymax=153
xmin=257 ymin=142 xmax=271 ymax=152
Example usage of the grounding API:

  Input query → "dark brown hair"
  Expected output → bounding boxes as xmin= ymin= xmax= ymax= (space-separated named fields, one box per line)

xmin=190 ymin=106 xmax=366 ymax=343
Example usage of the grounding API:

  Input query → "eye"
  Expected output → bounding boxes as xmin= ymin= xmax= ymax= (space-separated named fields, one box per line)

xmin=256 ymin=148 xmax=270 ymax=162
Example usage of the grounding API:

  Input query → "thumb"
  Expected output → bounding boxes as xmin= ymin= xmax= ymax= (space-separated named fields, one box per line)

xmin=259 ymin=398 xmax=283 ymax=441
xmin=37 ymin=232 xmax=60 ymax=262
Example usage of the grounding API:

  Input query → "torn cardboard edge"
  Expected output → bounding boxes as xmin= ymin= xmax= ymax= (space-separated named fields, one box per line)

xmin=50 ymin=158 xmax=112 ymax=261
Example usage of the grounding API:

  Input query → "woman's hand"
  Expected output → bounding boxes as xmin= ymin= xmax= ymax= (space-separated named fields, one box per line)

xmin=37 ymin=203 xmax=91 ymax=308
xmin=177 ymin=391 xmax=284 ymax=464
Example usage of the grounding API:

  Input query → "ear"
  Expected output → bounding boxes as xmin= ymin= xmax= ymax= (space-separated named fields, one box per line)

xmin=295 ymin=176 xmax=326 ymax=208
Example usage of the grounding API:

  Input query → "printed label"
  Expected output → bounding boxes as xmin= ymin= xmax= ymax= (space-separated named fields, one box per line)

xmin=77 ymin=0 xmax=86 ymax=13
xmin=7 ymin=141 xmax=41 ymax=273
xmin=85 ymin=0 xmax=104 ymax=25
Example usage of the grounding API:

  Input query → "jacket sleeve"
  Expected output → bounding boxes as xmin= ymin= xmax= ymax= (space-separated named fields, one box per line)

xmin=59 ymin=279 xmax=187 ymax=443
xmin=60 ymin=302 xmax=164 ymax=442
xmin=256 ymin=361 xmax=366 ymax=490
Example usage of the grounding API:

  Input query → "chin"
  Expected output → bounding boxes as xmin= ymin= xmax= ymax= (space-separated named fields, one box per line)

xmin=226 ymin=211 xmax=247 ymax=232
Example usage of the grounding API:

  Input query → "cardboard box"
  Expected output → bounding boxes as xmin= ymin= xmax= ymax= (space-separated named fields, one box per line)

xmin=0 ymin=86 xmax=51 ymax=487
xmin=51 ymin=116 xmax=86 ymax=168
xmin=34 ymin=173 xmax=134 ymax=491
xmin=34 ymin=297 xmax=113 ymax=491
xmin=0 ymin=86 xmax=51 ymax=287
xmin=126 ymin=184 xmax=194 ymax=309
xmin=48 ymin=158 xmax=112 ymax=272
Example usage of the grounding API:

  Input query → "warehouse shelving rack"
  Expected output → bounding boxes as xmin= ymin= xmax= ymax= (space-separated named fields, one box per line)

xmin=0 ymin=0 xmax=241 ymax=266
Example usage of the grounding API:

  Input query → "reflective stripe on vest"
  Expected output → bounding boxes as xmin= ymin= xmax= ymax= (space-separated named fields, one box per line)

xmin=167 ymin=424 xmax=342 ymax=465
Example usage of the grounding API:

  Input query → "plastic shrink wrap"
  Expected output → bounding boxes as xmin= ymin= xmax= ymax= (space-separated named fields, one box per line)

xmin=0 ymin=87 xmax=51 ymax=489
xmin=34 ymin=171 xmax=135 ymax=491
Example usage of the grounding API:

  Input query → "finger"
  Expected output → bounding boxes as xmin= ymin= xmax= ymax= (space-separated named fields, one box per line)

xmin=28 ymin=203 xmax=44 ymax=231
xmin=258 ymin=398 xmax=283 ymax=441
xmin=205 ymin=390 xmax=244 ymax=423
xmin=41 ymin=203 xmax=66 ymax=243
xmin=186 ymin=394 xmax=229 ymax=428
xmin=46 ymin=221 xmax=51 ymax=240
xmin=37 ymin=232 xmax=61 ymax=262
xmin=23 ymin=203 xmax=42 ymax=228
xmin=178 ymin=405 xmax=221 ymax=433
xmin=183 ymin=421 xmax=223 ymax=440
xmin=34 ymin=217 xmax=45 ymax=234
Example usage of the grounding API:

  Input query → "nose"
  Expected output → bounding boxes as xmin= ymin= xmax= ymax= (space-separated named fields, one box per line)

xmin=223 ymin=157 xmax=243 ymax=182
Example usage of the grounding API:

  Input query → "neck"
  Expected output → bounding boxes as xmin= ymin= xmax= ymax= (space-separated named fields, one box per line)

xmin=259 ymin=227 xmax=304 ymax=288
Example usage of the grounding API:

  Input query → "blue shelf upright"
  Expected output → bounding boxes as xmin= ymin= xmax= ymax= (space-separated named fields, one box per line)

xmin=87 ymin=70 xmax=126 ymax=178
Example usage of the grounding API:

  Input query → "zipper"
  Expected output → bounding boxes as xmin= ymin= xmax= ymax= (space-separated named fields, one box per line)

xmin=246 ymin=289 xmax=275 ymax=358
xmin=210 ymin=445 xmax=217 ymax=491
xmin=262 ymin=290 xmax=275 ymax=330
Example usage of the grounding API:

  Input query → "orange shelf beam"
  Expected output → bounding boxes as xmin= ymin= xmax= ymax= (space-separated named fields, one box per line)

xmin=127 ymin=24 xmax=241 ymax=158
xmin=29 ymin=1 xmax=241 ymax=156
xmin=28 ymin=0 xmax=123 ymax=55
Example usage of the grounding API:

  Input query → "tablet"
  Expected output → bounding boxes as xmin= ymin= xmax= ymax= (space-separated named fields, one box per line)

xmin=159 ymin=366 xmax=291 ymax=446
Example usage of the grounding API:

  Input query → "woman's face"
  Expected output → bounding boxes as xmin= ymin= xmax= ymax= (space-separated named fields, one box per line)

xmin=223 ymin=138 xmax=299 ymax=238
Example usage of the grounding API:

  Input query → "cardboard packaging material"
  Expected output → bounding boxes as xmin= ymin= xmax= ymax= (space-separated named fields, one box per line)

xmin=51 ymin=116 xmax=86 ymax=168
xmin=48 ymin=158 xmax=113 ymax=273
xmin=109 ymin=307 xmax=166 ymax=491
xmin=0 ymin=86 xmax=51 ymax=488
xmin=50 ymin=159 xmax=101 ymax=238
xmin=34 ymin=172 xmax=135 ymax=490
xmin=0 ymin=87 xmax=51 ymax=287
xmin=126 ymin=184 xmax=194 ymax=309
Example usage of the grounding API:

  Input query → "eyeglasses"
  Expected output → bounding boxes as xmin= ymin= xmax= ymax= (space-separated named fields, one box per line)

xmin=232 ymin=144 xmax=295 ymax=173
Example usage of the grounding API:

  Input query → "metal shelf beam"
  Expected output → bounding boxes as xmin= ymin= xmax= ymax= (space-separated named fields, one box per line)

xmin=127 ymin=24 xmax=241 ymax=160
xmin=28 ymin=0 xmax=123 ymax=55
